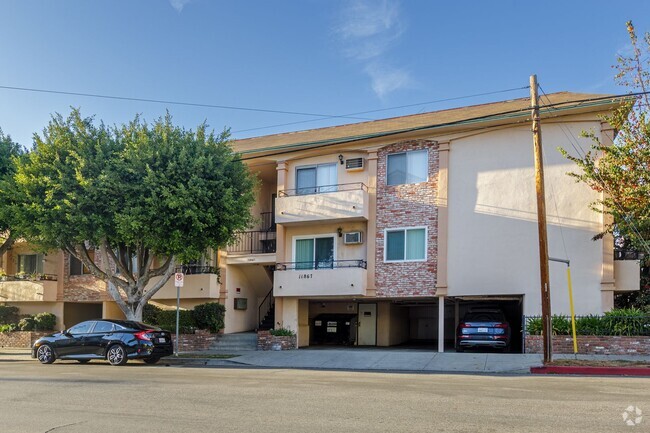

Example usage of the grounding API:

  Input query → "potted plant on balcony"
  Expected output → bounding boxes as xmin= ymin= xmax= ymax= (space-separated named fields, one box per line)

xmin=15 ymin=271 xmax=26 ymax=280
xmin=0 ymin=269 xmax=6 ymax=281
xmin=29 ymin=272 xmax=42 ymax=281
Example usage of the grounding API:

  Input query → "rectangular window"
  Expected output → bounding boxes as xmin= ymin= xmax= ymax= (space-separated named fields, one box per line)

xmin=384 ymin=228 xmax=426 ymax=262
xmin=294 ymin=236 xmax=335 ymax=270
xmin=387 ymin=149 xmax=428 ymax=185
xmin=296 ymin=163 xmax=337 ymax=194
xmin=18 ymin=254 xmax=43 ymax=274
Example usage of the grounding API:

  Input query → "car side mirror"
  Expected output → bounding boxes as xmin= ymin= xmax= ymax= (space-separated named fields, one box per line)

xmin=62 ymin=329 xmax=71 ymax=336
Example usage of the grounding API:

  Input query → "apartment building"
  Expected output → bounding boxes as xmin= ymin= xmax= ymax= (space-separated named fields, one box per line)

xmin=0 ymin=91 xmax=641 ymax=351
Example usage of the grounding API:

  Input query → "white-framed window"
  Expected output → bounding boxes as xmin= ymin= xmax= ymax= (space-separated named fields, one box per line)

xmin=18 ymin=253 xmax=43 ymax=274
xmin=386 ymin=149 xmax=428 ymax=186
xmin=296 ymin=163 xmax=337 ymax=195
xmin=292 ymin=234 xmax=336 ymax=270
xmin=384 ymin=227 xmax=427 ymax=262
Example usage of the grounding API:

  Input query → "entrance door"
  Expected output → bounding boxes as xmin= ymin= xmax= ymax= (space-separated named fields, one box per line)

xmin=357 ymin=304 xmax=377 ymax=346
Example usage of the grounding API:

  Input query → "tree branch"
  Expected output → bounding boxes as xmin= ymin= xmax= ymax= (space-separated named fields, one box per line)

xmin=105 ymin=240 xmax=136 ymax=285
xmin=148 ymin=255 xmax=174 ymax=278
xmin=0 ymin=233 xmax=15 ymax=257
xmin=139 ymin=256 xmax=176 ymax=307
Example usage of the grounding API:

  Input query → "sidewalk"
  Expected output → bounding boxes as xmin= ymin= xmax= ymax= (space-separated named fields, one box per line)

xmin=4 ymin=347 xmax=650 ymax=374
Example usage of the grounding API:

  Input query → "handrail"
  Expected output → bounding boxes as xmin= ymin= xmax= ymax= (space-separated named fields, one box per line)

xmin=275 ymin=260 xmax=367 ymax=271
xmin=614 ymin=249 xmax=645 ymax=260
xmin=258 ymin=287 xmax=274 ymax=328
xmin=226 ymin=230 xmax=277 ymax=255
xmin=278 ymin=182 xmax=368 ymax=197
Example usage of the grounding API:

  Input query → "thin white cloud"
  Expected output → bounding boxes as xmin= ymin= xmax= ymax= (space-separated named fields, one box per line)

xmin=169 ymin=0 xmax=191 ymax=12
xmin=365 ymin=63 xmax=413 ymax=99
xmin=335 ymin=0 xmax=411 ymax=98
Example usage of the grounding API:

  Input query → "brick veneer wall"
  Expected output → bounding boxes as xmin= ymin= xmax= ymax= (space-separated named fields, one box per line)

xmin=257 ymin=330 xmax=297 ymax=350
xmin=62 ymin=252 xmax=112 ymax=302
xmin=525 ymin=335 xmax=650 ymax=355
xmin=376 ymin=140 xmax=439 ymax=297
xmin=172 ymin=330 xmax=219 ymax=352
xmin=0 ymin=331 xmax=50 ymax=348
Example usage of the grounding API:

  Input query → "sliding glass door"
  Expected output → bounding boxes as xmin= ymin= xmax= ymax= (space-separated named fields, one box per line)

xmin=294 ymin=236 xmax=334 ymax=269
xmin=296 ymin=163 xmax=337 ymax=195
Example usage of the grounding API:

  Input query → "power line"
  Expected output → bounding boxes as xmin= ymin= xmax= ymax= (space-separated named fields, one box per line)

xmin=0 ymin=84 xmax=373 ymax=121
xmin=232 ymin=86 xmax=531 ymax=134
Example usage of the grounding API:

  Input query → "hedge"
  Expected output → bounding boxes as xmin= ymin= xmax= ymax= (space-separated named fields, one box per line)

xmin=526 ymin=309 xmax=650 ymax=336
xmin=143 ymin=302 xmax=225 ymax=334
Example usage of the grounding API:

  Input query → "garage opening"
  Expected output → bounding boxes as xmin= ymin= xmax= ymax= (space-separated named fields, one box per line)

xmin=63 ymin=302 xmax=102 ymax=329
xmin=453 ymin=296 xmax=524 ymax=353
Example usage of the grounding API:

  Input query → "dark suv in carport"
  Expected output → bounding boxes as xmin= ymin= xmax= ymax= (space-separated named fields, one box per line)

xmin=456 ymin=309 xmax=511 ymax=352
xmin=32 ymin=319 xmax=173 ymax=366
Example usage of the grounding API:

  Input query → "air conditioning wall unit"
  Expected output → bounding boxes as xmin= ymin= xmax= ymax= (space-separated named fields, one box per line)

xmin=343 ymin=231 xmax=363 ymax=244
xmin=345 ymin=157 xmax=364 ymax=171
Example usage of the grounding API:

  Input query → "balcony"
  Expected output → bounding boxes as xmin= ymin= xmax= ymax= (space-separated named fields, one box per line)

xmin=149 ymin=266 xmax=220 ymax=300
xmin=275 ymin=183 xmax=369 ymax=225
xmin=614 ymin=250 xmax=642 ymax=292
xmin=274 ymin=260 xmax=367 ymax=297
xmin=226 ymin=230 xmax=276 ymax=255
xmin=0 ymin=274 xmax=58 ymax=302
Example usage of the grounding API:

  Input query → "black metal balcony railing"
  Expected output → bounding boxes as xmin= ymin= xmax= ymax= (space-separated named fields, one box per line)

xmin=260 ymin=211 xmax=276 ymax=232
xmin=175 ymin=265 xmax=218 ymax=275
xmin=278 ymin=182 xmax=368 ymax=197
xmin=614 ymin=249 xmax=645 ymax=261
xmin=226 ymin=230 xmax=277 ymax=255
xmin=275 ymin=260 xmax=367 ymax=271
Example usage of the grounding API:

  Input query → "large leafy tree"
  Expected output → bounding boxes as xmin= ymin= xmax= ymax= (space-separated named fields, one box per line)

xmin=0 ymin=129 xmax=24 ymax=258
xmin=561 ymin=21 xmax=650 ymax=308
xmin=14 ymin=110 xmax=256 ymax=320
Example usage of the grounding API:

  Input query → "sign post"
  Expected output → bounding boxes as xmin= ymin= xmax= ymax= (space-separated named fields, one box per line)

xmin=174 ymin=272 xmax=184 ymax=356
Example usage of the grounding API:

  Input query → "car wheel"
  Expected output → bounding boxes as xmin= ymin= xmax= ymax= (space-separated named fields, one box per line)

xmin=36 ymin=344 xmax=56 ymax=364
xmin=77 ymin=359 xmax=91 ymax=364
xmin=143 ymin=357 xmax=160 ymax=365
xmin=106 ymin=344 xmax=128 ymax=366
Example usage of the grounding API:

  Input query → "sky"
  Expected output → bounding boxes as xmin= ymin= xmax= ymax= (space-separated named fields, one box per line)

xmin=1 ymin=0 xmax=650 ymax=147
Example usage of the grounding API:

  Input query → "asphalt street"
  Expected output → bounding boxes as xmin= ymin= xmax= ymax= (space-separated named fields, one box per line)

xmin=0 ymin=360 xmax=648 ymax=433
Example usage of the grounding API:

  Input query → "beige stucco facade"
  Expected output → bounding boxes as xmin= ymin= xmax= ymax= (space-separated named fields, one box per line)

xmin=0 ymin=92 xmax=642 ymax=351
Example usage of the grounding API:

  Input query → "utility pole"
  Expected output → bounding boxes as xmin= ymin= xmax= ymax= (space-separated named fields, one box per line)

xmin=530 ymin=74 xmax=552 ymax=363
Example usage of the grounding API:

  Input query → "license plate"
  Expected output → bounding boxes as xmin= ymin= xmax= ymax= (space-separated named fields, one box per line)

xmin=477 ymin=327 xmax=488 ymax=333
xmin=158 ymin=338 xmax=166 ymax=343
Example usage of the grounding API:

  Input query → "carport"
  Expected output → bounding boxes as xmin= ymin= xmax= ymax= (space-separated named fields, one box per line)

xmin=450 ymin=296 xmax=524 ymax=353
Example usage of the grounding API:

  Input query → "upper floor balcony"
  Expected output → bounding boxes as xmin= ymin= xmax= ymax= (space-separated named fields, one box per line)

xmin=149 ymin=265 xmax=220 ymax=300
xmin=275 ymin=183 xmax=369 ymax=225
xmin=613 ymin=249 xmax=644 ymax=292
xmin=0 ymin=274 xmax=58 ymax=302
xmin=273 ymin=260 xmax=367 ymax=297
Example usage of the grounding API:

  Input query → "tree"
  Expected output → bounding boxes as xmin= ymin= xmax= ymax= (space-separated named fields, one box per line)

xmin=0 ymin=129 xmax=24 ymax=258
xmin=561 ymin=21 xmax=650 ymax=308
xmin=561 ymin=21 xmax=650 ymax=249
xmin=14 ymin=110 xmax=256 ymax=320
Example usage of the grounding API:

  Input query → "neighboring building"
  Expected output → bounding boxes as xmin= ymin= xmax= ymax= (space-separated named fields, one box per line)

xmin=0 ymin=91 xmax=641 ymax=351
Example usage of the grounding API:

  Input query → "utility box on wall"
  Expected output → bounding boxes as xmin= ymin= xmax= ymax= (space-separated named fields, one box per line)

xmin=234 ymin=298 xmax=248 ymax=310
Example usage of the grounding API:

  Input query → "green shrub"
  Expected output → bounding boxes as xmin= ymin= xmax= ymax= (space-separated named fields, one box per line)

xmin=525 ymin=317 xmax=542 ymax=335
xmin=33 ymin=312 xmax=56 ymax=331
xmin=192 ymin=302 xmax=225 ymax=333
xmin=0 ymin=323 xmax=17 ymax=333
xmin=602 ymin=308 xmax=648 ymax=336
xmin=575 ymin=315 xmax=603 ymax=335
xmin=156 ymin=309 xmax=196 ymax=334
xmin=0 ymin=306 xmax=19 ymax=325
xmin=551 ymin=315 xmax=571 ymax=335
xmin=270 ymin=327 xmax=295 ymax=337
xmin=18 ymin=316 xmax=35 ymax=331
xmin=143 ymin=303 xmax=163 ymax=325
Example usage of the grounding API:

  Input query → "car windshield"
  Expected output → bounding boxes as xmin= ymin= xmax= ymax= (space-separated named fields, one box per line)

xmin=464 ymin=312 xmax=505 ymax=322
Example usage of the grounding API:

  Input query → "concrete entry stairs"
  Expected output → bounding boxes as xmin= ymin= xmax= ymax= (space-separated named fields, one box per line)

xmin=209 ymin=332 xmax=258 ymax=351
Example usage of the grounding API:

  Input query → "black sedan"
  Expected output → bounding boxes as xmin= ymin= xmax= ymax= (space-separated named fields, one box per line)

xmin=32 ymin=319 xmax=173 ymax=366
xmin=456 ymin=309 xmax=511 ymax=352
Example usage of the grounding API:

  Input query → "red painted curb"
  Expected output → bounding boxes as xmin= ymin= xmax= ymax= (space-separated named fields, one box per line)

xmin=531 ymin=366 xmax=650 ymax=376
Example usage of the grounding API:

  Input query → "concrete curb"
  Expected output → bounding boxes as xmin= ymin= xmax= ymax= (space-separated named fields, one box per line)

xmin=531 ymin=365 xmax=650 ymax=376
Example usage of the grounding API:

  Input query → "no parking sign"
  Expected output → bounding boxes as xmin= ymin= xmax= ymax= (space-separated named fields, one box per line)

xmin=174 ymin=272 xmax=184 ymax=288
